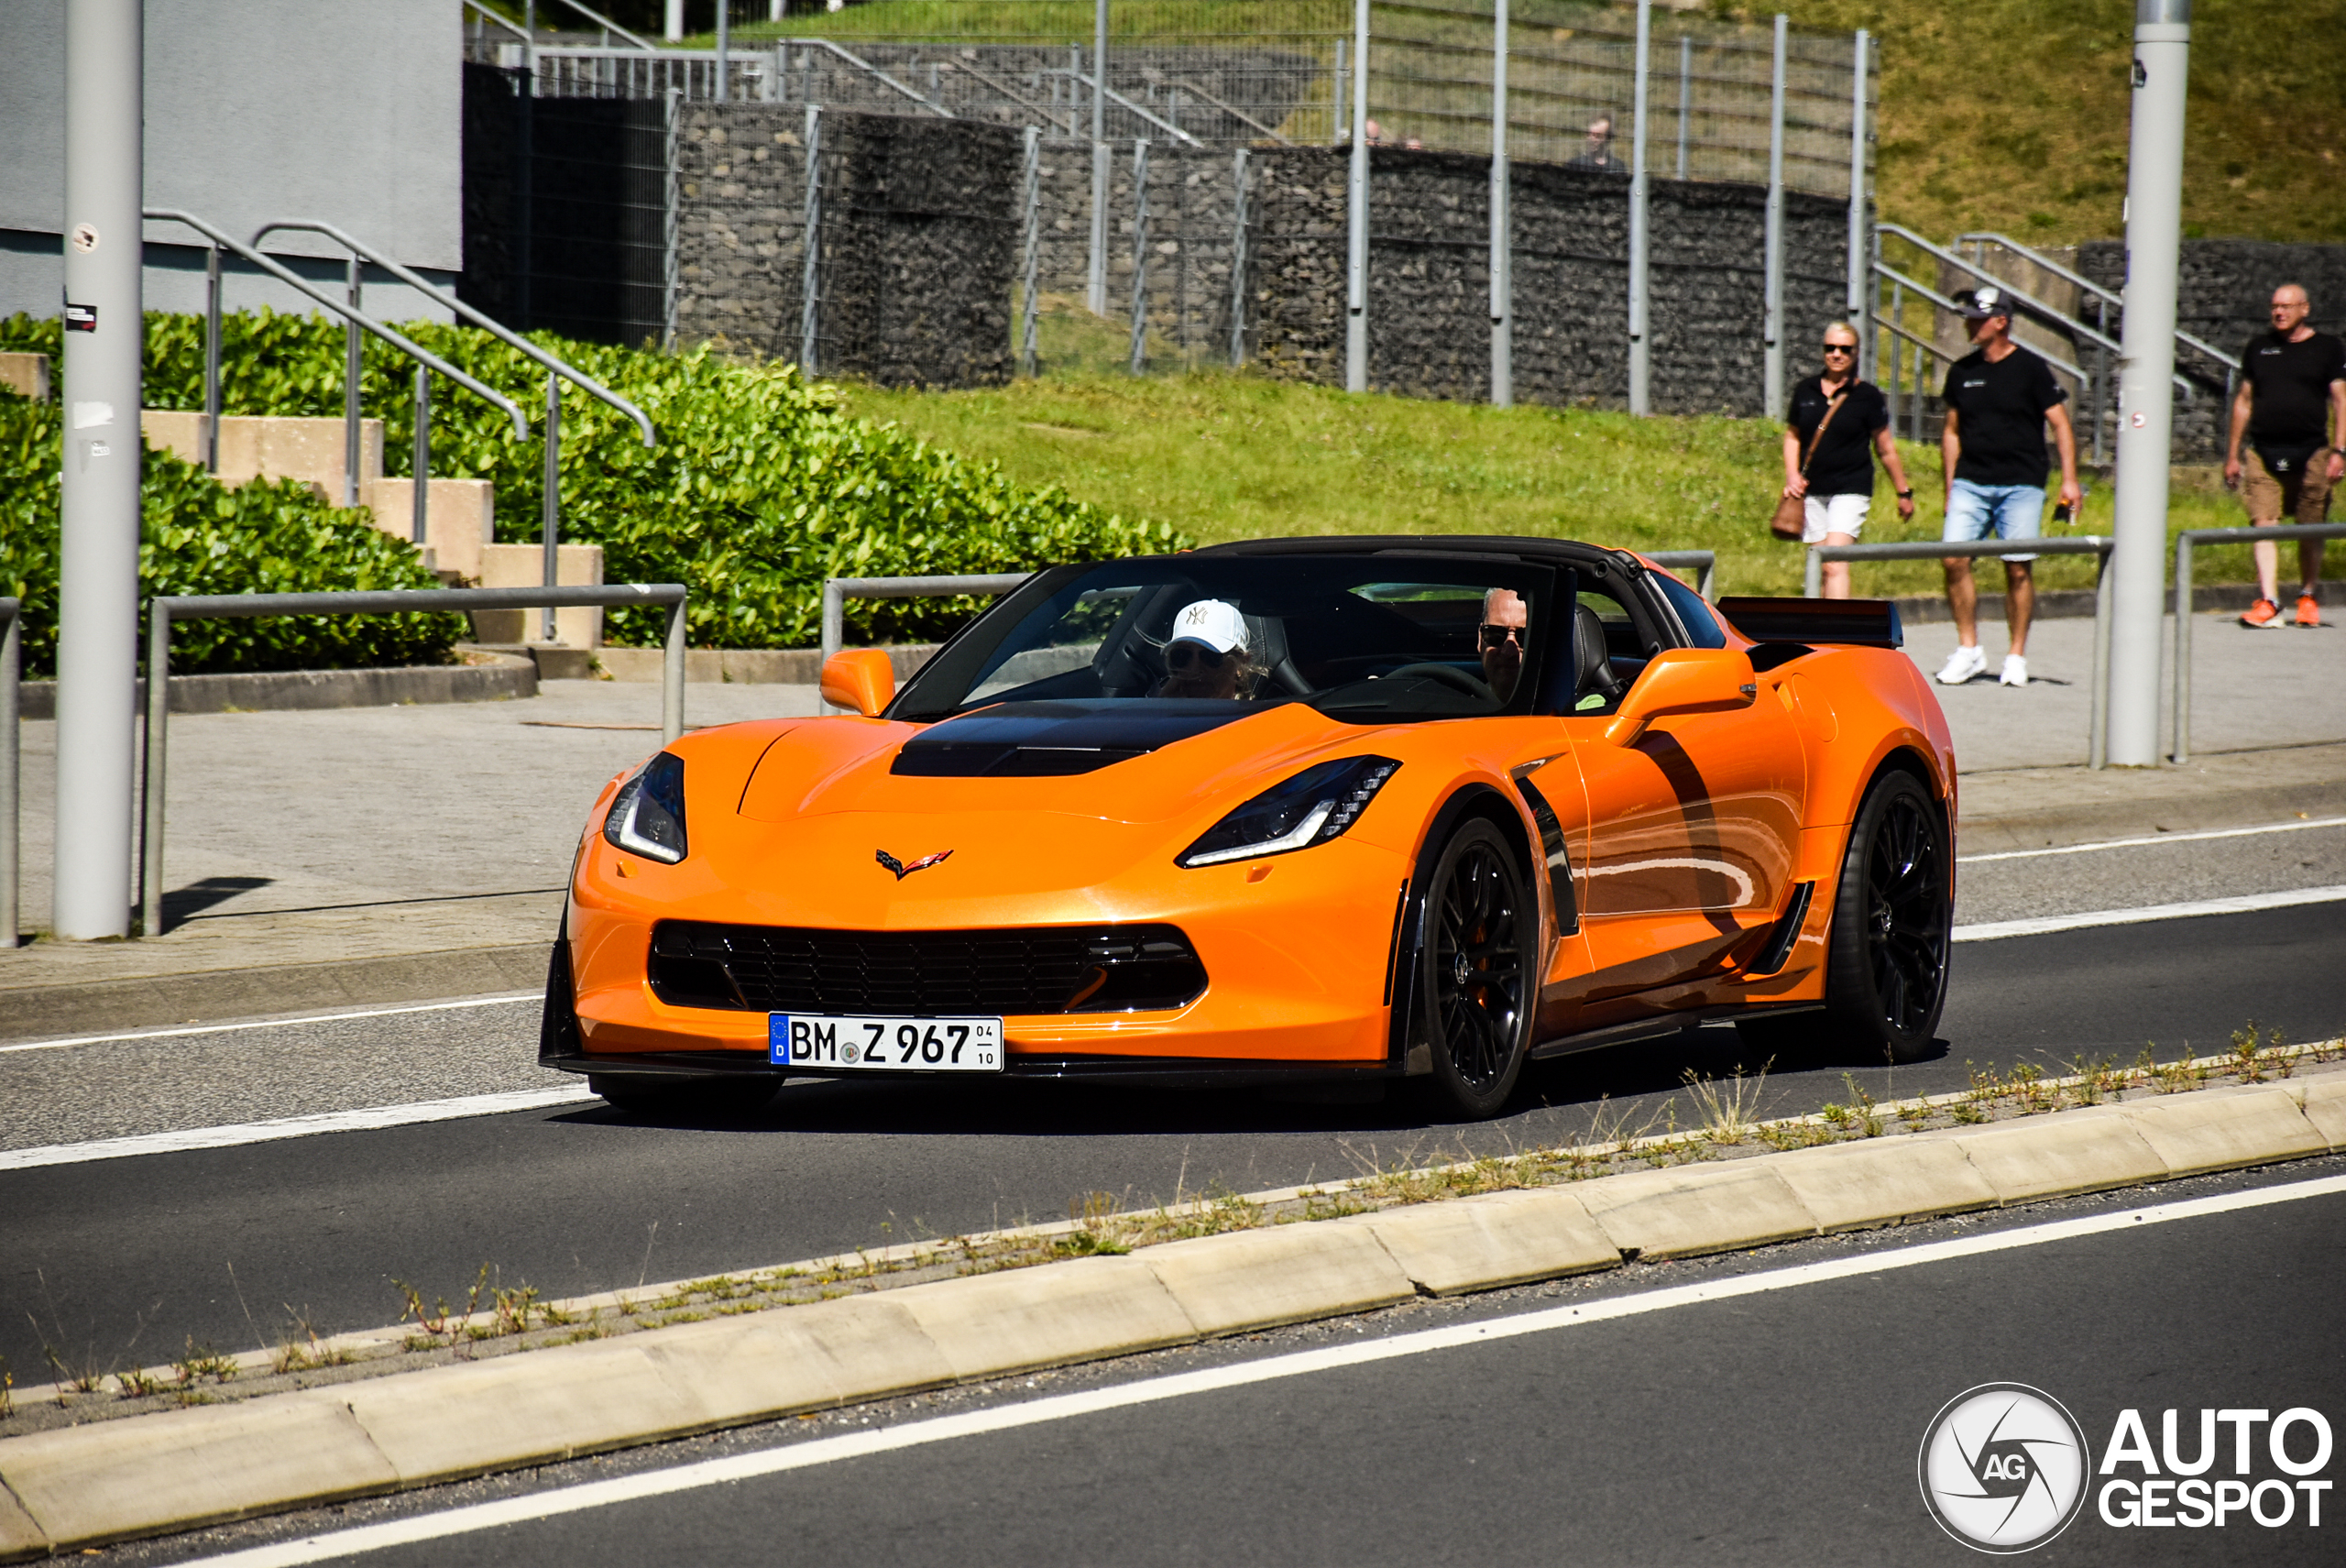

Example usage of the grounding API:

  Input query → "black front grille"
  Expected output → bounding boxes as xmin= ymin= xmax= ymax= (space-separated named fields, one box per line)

xmin=648 ymin=921 xmax=1207 ymax=1016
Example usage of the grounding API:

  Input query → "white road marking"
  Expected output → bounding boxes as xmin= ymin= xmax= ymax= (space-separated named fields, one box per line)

xmin=181 ymin=1172 xmax=2346 ymax=1568
xmin=0 ymin=1087 xmax=597 ymax=1172
xmin=0 ymin=993 xmax=540 ymax=1056
xmin=1952 ymin=883 xmax=2346 ymax=942
xmin=1957 ymin=816 xmax=2346 ymax=864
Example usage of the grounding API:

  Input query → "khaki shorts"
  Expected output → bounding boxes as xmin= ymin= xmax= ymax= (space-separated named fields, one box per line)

xmin=2242 ymin=447 xmax=2336 ymax=525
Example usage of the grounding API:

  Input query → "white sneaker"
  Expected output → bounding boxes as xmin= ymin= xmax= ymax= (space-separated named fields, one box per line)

xmin=2000 ymin=653 xmax=2028 ymax=687
xmin=1935 ymin=645 xmax=1988 ymax=685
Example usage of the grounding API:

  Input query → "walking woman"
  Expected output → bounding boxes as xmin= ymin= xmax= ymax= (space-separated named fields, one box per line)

xmin=1782 ymin=322 xmax=1917 ymax=598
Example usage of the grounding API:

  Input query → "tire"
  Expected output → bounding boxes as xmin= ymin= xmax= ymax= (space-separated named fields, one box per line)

xmin=1409 ymin=818 xmax=1535 ymax=1120
xmin=1811 ymin=770 xmax=1953 ymax=1064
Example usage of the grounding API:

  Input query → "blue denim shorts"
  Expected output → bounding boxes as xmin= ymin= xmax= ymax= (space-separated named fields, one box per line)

xmin=1944 ymin=479 xmax=2044 ymax=564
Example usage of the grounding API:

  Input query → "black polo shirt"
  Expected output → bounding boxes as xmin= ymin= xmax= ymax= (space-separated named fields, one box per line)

xmin=2240 ymin=329 xmax=2346 ymax=460
xmin=1943 ymin=346 xmax=2066 ymax=488
xmin=1787 ymin=377 xmax=1891 ymax=498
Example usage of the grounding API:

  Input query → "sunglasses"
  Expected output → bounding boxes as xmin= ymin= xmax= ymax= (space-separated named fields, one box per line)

xmin=1168 ymin=641 xmax=1232 ymax=671
xmin=1477 ymin=622 xmax=1525 ymax=649
xmin=1821 ymin=344 xmax=1855 ymax=356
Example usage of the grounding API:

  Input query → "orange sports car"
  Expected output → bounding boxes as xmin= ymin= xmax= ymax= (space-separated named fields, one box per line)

xmin=541 ymin=537 xmax=1957 ymax=1120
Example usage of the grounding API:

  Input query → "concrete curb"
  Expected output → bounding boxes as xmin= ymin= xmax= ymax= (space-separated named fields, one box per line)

xmin=0 ymin=945 xmax=549 ymax=1046
xmin=2 ymin=1075 xmax=2337 ymax=1558
xmin=16 ymin=651 xmax=536 ymax=721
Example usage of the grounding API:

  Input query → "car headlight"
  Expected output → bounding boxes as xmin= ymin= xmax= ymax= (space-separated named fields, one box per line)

xmin=1178 ymin=756 xmax=1401 ymax=869
xmin=604 ymin=751 xmax=688 ymax=864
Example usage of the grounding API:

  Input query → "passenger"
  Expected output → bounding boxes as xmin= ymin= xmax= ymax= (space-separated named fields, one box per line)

xmin=1156 ymin=598 xmax=1253 ymax=699
xmin=1479 ymin=587 xmax=1529 ymax=702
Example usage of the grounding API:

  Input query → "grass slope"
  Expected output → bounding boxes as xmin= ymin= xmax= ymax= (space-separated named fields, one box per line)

xmin=842 ymin=367 xmax=2260 ymax=599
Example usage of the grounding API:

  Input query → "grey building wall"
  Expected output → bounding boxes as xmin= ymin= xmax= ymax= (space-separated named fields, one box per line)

xmin=0 ymin=0 xmax=461 ymax=323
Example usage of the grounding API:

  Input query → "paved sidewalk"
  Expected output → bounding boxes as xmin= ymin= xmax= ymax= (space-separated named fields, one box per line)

xmin=0 ymin=609 xmax=2337 ymax=1039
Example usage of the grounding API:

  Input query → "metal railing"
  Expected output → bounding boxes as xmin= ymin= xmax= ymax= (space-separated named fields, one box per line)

xmin=1805 ymin=537 xmax=2116 ymax=770
xmin=2169 ymin=523 xmax=2346 ymax=763
xmin=143 ymin=210 xmax=530 ymax=487
xmin=249 ymin=217 xmax=659 ymax=639
xmin=1953 ymin=231 xmax=2241 ymax=374
xmin=1645 ymin=550 xmax=1717 ymax=602
xmin=819 ymin=574 xmax=1029 ymax=713
xmin=0 ymin=598 xmax=16 ymax=952
xmin=138 ymin=585 xmax=688 ymax=938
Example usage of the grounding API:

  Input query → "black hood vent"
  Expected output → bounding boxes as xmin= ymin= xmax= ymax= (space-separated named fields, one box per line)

xmin=891 ymin=700 xmax=1261 ymax=778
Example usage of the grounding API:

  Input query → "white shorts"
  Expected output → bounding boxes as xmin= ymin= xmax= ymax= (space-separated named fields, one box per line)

xmin=1803 ymin=492 xmax=1872 ymax=543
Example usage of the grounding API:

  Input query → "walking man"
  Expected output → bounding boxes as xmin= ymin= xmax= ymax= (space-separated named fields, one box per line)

xmin=2226 ymin=283 xmax=2345 ymax=628
xmin=1783 ymin=321 xmax=1917 ymax=598
xmin=1934 ymin=286 xmax=2082 ymax=687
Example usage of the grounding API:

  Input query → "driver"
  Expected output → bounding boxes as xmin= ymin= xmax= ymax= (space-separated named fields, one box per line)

xmin=1478 ymin=587 xmax=1529 ymax=702
xmin=1156 ymin=598 xmax=1252 ymax=699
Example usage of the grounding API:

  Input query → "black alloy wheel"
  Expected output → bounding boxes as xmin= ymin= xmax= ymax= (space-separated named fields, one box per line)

xmin=1820 ymin=770 xmax=1952 ymax=1062
xmin=1414 ymin=819 xmax=1534 ymax=1119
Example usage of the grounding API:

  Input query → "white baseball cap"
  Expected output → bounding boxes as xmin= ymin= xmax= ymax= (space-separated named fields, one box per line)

xmin=1168 ymin=598 xmax=1248 ymax=655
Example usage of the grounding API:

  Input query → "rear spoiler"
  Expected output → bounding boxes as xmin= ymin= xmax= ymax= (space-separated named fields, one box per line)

xmin=1714 ymin=597 xmax=1904 ymax=650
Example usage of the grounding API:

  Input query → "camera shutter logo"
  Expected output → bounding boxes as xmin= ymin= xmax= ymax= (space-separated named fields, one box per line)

xmin=1918 ymin=1384 xmax=2091 ymax=1553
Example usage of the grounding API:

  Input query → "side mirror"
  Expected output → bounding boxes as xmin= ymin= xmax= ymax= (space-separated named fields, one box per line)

xmin=820 ymin=650 xmax=895 ymax=718
xmin=1604 ymin=647 xmax=1757 ymax=745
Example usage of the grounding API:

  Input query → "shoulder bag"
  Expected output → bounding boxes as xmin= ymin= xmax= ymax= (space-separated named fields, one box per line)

xmin=1771 ymin=385 xmax=1854 ymax=542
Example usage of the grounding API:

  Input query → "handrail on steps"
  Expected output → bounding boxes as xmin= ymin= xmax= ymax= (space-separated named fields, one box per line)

xmin=1953 ymin=231 xmax=2242 ymax=372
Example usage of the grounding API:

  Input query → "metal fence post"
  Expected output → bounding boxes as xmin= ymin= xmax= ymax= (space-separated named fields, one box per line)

xmin=1344 ymin=0 xmax=1370 ymax=394
xmin=1674 ymin=36 xmax=1691 ymax=181
xmin=1128 ymin=137 xmax=1152 ymax=375
xmin=663 ymin=86 xmax=681 ymax=351
xmin=1229 ymin=145 xmax=1250 ymax=367
xmin=1088 ymin=8 xmax=1109 ymax=315
xmin=1803 ymin=545 xmax=1824 ymax=599
xmin=1332 ymin=38 xmax=1347 ymax=148
xmin=1020 ymin=125 xmax=1041 ymax=377
xmin=715 ymin=0 xmax=728 ymax=103
xmin=663 ymin=594 xmax=687 ymax=746
xmin=1761 ymin=13 xmax=1787 ymax=421
xmin=801 ymin=103 xmax=822 ymax=374
xmin=542 ymin=373 xmax=561 ymax=642
xmin=2171 ymin=529 xmax=2194 ymax=763
xmin=1490 ymin=0 xmax=1513 ymax=410
xmin=203 ymin=243 xmax=223 ymax=473
xmin=2091 ymin=544 xmax=2113 ymax=771
xmin=140 ymin=598 xmax=170 ymax=939
xmin=1847 ymin=29 xmax=1869 ymax=378
xmin=0 ymin=598 xmax=16 ymax=952
xmin=1625 ymin=0 xmax=1650 ymax=416
xmin=411 ymin=366 xmax=431 ymax=546
xmin=344 ymin=256 xmax=364 ymax=506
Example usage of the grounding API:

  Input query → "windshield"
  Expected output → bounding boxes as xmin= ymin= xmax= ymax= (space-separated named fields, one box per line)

xmin=892 ymin=555 xmax=1559 ymax=724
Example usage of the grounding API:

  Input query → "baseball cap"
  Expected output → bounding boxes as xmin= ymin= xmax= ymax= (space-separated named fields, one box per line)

xmin=1168 ymin=598 xmax=1248 ymax=655
xmin=1956 ymin=285 xmax=2017 ymax=322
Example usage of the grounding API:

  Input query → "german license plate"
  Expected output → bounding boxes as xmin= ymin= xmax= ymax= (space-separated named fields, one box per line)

xmin=768 ymin=1014 xmax=1003 ymax=1073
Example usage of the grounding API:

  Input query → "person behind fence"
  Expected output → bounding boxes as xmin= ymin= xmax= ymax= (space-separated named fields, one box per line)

xmin=1933 ymin=286 xmax=2083 ymax=688
xmin=2226 ymin=282 xmax=2345 ymax=629
xmin=1782 ymin=322 xmax=1917 ymax=598
xmin=1155 ymin=599 xmax=1254 ymax=700
xmin=1566 ymin=113 xmax=1620 ymax=172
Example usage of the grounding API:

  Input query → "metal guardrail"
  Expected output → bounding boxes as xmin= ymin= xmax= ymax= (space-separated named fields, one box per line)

xmin=0 ymin=598 xmax=16 ymax=952
xmin=2170 ymin=523 xmax=2346 ymax=763
xmin=819 ymin=574 xmax=1029 ymax=714
xmin=1645 ymin=551 xmax=1717 ymax=602
xmin=138 ymin=585 xmax=688 ymax=938
xmin=1805 ymin=536 xmax=2116 ymax=770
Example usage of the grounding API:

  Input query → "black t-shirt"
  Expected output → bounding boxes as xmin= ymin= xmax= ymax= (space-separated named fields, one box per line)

xmin=1787 ymin=377 xmax=1890 ymax=498
xmin=2241 ymin=329 xmax=2346 ymax=456
xmin=1943 ymin=346 xmax=2066 ymax=488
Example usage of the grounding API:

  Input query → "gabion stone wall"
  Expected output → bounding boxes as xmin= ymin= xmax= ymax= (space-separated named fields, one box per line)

xmin=1242 ymin=147 xmax=1848 ymax=416
xmin=1028 ymin=137 xmax=1246 ymax=367
xmin=674 ymin=104 xmax=1018 ymax=388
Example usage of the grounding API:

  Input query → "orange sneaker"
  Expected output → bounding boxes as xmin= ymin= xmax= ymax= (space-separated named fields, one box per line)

xmin=2241 ymin=598 xmax=2284 ymax=628
xmin=2297 ymin=595 xmax=2322 ymax=628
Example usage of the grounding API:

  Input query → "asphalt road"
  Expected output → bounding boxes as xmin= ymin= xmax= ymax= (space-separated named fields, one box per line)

xmin=4 ymin=874 xmax=2341 ymax=1387
xmin=109 ymin=1161 xmax=2346 ymax=1568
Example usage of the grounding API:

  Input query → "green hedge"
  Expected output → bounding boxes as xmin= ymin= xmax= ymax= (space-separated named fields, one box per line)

xmin=0 ymin=311 xmax=1185 ymax=651
xmin=0 ymin=391 xmax=460 ymax=678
